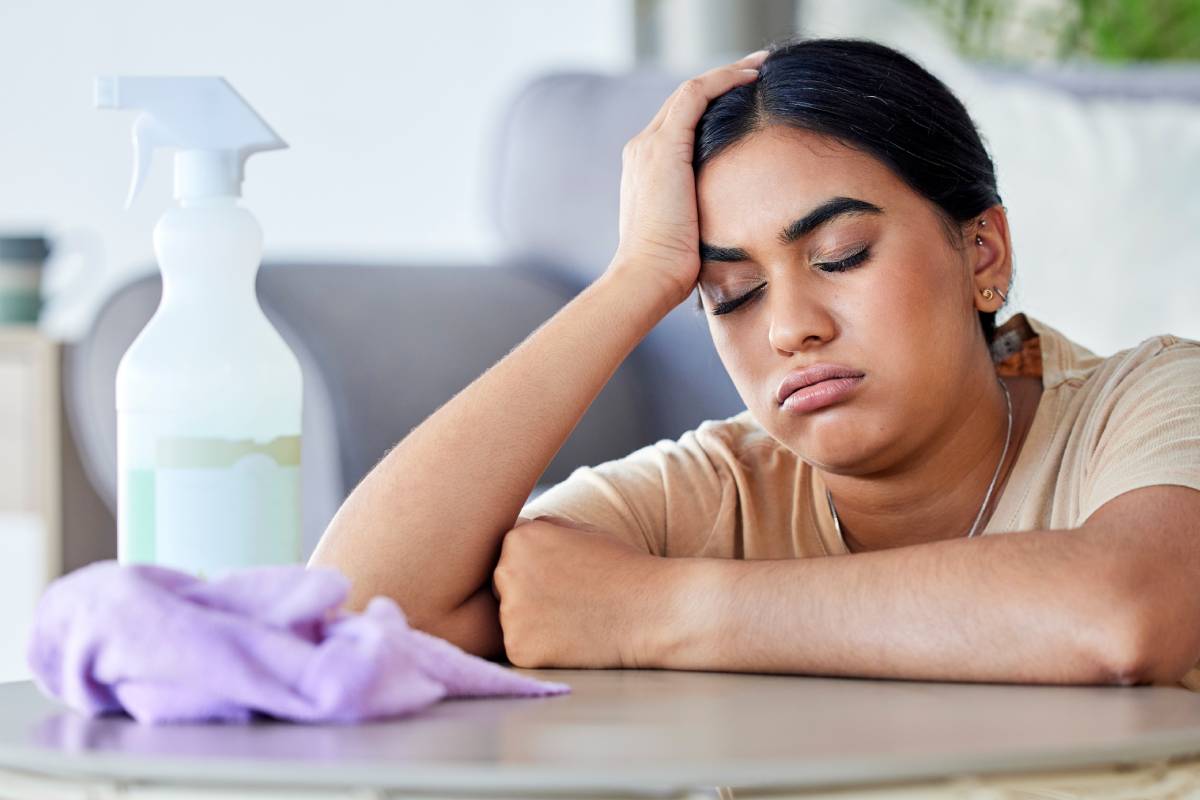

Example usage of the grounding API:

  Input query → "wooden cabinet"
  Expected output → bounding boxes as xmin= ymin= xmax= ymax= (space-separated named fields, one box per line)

xmin=0 ymin=325 xmax=133 ymax=681
xmin=0 ymin=326 xmax=61 ymax=682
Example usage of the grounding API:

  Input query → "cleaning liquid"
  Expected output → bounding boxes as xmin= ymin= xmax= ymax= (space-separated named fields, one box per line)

xmin=97 ymin=77 xmax=302 ymax=578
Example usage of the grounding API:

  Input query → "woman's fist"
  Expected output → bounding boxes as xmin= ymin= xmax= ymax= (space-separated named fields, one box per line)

xmin=492 ymin=515 xmax=665 ymax=669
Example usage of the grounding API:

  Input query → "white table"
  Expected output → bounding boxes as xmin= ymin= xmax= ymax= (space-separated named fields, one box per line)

xmin=2 ymin=670 xmax=1200 ymax=798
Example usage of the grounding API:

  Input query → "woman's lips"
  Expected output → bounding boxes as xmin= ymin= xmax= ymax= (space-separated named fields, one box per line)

xmin=776 ymin=364 xmax=865 ymax=404
xmin=779 ymin=375 xmax=865 ymax=414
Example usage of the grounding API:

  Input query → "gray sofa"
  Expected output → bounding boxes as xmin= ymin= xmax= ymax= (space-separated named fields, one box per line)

xmin=63 ymin=63 xmax=1200 ymax=562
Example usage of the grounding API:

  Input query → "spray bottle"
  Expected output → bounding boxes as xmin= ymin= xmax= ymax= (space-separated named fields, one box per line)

xmin=96 ymin=77 xmax=302 ymax=578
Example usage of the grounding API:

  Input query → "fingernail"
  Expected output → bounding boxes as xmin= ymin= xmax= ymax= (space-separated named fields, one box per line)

xmin=744 ymin=49 xmax=769 ymax=59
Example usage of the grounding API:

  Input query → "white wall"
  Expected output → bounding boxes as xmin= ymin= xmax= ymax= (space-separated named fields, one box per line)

xmin=0 ymin=0 xmax=634 ymax=339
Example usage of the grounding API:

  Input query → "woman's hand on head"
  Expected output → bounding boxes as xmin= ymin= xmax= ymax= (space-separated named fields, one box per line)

xmin=607 ymin=51 xmax=766 ymax=308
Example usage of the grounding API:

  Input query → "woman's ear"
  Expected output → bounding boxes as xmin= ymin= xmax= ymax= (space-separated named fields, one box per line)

xmin=970 ymin=205 xmax=1012 ymax=313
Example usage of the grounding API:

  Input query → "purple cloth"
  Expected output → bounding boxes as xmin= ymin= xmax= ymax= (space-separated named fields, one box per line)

xmin=26 ymin=560 xmax=569 ymax=725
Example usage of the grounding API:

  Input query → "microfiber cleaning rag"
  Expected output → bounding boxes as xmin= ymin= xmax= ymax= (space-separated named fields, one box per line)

xmin=26 ymin=559 xmax=569 ymax=725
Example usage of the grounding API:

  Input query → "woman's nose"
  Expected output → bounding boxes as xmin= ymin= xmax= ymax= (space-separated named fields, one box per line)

xmin=767 ymin=282 xmax=836 ymax=354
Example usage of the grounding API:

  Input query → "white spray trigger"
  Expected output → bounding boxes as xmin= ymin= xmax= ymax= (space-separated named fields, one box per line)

xmin=127 ymin=114 xmax=172 ymax=209
xmin=95 ymin=76 xmax=287 ymax=208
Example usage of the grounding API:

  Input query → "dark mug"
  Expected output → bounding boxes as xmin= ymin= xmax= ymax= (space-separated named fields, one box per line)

xmin=0 ymin=236 xmax=51 ymax=324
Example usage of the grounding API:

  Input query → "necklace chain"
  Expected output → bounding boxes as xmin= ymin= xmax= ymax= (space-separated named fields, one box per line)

xmin=826 ymin=380 xmax=1014 ymax=553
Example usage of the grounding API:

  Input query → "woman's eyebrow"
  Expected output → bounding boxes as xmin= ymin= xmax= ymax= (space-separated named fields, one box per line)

xmin=699 ymin=196 xmax=884 ymax=269
xmin=778 ymin=197 xmax=884 ymax=244
xmin=699 ymin=243 xmax=750 ymax=264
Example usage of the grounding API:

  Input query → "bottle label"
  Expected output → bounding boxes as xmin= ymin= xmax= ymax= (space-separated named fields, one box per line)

xmin=118 ymin=433 xmax=302 ymax=579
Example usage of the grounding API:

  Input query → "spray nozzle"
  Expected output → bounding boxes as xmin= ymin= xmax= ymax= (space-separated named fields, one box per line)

xmin=95 ymin=76 xmax=287 ymax=208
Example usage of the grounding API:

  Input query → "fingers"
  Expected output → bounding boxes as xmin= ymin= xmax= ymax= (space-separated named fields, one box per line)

xmin=734 ymin=48 xmax=771 ymax=67
xmin=638 ymin=48 xmax=768 ymax=136
xmin=642 ymin=51 xmax=766 ymax=134
xmin=660 ymin=66 xmax=760 ymax=134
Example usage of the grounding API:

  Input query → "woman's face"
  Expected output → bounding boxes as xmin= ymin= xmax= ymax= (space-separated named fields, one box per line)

xmin=695 ymin=125 xmax=991 ymax=476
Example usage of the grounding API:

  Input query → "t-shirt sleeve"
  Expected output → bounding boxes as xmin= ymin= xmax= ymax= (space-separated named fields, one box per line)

xmin=1080 ymin=339 xmax=1200 ymax=522
xmin=518 ymin=427 xmax=730 ymax=557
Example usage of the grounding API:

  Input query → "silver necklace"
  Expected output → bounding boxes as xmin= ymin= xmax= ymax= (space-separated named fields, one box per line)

xmin=826 ymin=380 xmax=1013 ymax=553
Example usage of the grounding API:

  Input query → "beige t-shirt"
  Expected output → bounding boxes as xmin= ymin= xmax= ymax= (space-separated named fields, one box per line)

xmin=520 ymin=313 xmax=1200 ymax=689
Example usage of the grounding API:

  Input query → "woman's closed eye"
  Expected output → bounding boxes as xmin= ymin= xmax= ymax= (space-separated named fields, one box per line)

xmin=709 ymin=246 xmax=872 ymax=316
xmin=818 ymin=245 xmax=871 ymax=273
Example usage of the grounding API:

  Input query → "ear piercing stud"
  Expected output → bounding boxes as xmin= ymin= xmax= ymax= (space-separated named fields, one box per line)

xmin=974 ymin=217 xmax=989 ymax=246
xmin=975 ymin=218 xmax=988 ymax=246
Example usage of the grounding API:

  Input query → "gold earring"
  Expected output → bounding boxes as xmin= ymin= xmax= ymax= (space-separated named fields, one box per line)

xmin=981 ymin=288 xmax=994 ymax=300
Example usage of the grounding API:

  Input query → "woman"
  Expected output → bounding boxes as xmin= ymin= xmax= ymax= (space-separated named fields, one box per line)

xmin=308 ymin=39 xmax=1200 ymax=689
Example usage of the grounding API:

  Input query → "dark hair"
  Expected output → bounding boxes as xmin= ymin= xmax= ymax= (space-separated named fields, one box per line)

xmin=693 ymin=37 xmax=1005 ymax=347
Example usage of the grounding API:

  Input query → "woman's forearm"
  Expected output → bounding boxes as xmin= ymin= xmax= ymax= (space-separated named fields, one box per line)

xmin=655 ymin=527 xmax=1143 ymax=685
xmin=307 ymin=263 xmax=679 ymax=627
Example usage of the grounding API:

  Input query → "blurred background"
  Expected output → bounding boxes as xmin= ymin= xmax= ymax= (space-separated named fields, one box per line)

xmin=1 ymin=0 xmax=1198 ymax=680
